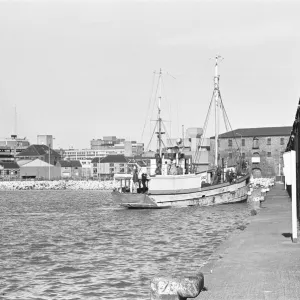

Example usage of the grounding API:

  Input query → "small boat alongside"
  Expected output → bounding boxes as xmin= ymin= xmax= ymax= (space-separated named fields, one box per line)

xmin=112 ymin=57 xmax=250 ymax=209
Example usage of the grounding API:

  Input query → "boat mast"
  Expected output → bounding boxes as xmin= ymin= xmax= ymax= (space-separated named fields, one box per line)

xmin=157 ymin=68 xmax=164 ymax=157
xmin=214 ymin=55 xmax=222 ymax=166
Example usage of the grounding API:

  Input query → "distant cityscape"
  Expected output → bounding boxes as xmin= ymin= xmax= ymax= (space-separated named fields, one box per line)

xmin=0 ymin=125 xmax=291 ymax=180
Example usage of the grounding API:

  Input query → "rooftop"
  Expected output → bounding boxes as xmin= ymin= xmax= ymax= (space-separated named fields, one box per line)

xmin=211 ymin=126 xmax=292 ymax=139
xmin=100 ymin=154 xmax=127 ymax=163
xmin=16 ymin=144 xmax=61 ymax=157
xmin=58 ymin=160 xmax=82 ymax=167
xmin=0 ymin=161 xmax=20 ymax=169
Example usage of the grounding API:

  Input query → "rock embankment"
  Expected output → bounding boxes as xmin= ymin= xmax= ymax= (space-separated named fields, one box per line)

xmin=0 ymin=177 xmax=277 ymax=192
xmin=0 ymin=180 xmax=119 ymax=191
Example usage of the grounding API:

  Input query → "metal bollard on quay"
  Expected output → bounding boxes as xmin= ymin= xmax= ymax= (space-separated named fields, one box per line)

xmin=150 ymin=272 xmax=204 ymax=300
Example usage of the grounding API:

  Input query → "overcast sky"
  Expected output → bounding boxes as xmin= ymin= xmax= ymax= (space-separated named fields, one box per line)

xmin=0 ymin=0 xmax=299 ymax=150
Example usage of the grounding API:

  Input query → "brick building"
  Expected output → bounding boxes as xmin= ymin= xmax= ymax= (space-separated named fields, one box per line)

xmin=210 ymin=126 xmax=292 ymax=177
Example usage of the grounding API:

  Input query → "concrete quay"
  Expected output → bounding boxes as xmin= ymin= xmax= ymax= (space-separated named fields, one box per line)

xmin=193 ymin=184 xmax=300 ymax=300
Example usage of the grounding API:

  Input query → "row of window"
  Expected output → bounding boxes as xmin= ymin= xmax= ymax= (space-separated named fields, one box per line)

xmin=64 ymin=151 xmax=123 ymax=157
xmin=228 ymin=137 xmax=285 ymax=147
xmin=109 ymin=163 xmax=125 ymax=167
xmin=0 ymin=170 xmax=18 ymax=175
xmin=109 ymin=168 xmax=125 ymax=173
xmin=228 ymin=153 xmax=246 ymax=159
xmin=227 ymin=152 xmax=278 ymax=159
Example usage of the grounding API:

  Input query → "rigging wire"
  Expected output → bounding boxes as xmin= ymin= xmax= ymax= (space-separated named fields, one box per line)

xmin=141 ymin=72 xmax=156 ymax=142
xmin=149 ymin=73 xmax=161 ymax=126
xmin=192 ymin=90 xmax=215 ymax=172
xmin=146 ymin=120 xmax=158 ymax=152
xmin=219 ymin=91 xmax=241 ymax=155
xmin=162 ymin=121 xmax=173 ymax=148
xmin=161 ymin=73 xmax=175 ymax=139
xmin=146 ymin=73 xmax=161 ymax=150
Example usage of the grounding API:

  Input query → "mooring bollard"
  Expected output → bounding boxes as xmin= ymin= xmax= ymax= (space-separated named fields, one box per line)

xmin=150 ymin=272 xmax=204 ymax=300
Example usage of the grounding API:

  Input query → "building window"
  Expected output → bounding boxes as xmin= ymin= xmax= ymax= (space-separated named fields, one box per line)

xmin=267 ymin=152 xmax=271 ymax=157
xmin=267 ymin=138 xmax=271 ymax=145
xmin=6 ymin=170 xmax=9 ymax=175
xmin=242 ymin=139 xmax=245 ymax=147
xmin=119 ymin=164 xmax=125 ymax=167
xmin=109 ymin=163 xmax=114 ymax=167
xmin=280 ymin=138 xmax=285 ymax=145
xmin=253 ymin=137 xmax=259 ymax=149
xmin=120 ymin=168 xmax=125 ymax=173
xmin=228 ymin=139 xmax=232 ymax=147
xmin=109 ymin=168 xmax=114 ymax=173
xmin=229 ymin=153 xmax=232 ymax=159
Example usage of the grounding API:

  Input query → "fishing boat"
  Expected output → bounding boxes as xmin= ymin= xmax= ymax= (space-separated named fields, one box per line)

xmin=112 ymin=57 xmax=250 ymax=208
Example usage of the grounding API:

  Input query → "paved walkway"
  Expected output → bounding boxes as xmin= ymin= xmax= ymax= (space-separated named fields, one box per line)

xmin=194 ymin=184 xmax=300 ymax=300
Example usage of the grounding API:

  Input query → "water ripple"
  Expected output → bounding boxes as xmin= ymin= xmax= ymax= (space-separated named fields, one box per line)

xmin=0 ymin=190 xmax=253 ymax=299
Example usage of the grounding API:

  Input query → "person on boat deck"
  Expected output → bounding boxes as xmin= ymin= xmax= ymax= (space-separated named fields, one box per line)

xmin=141 ymin=173 xmax=148 ymax=193
xmin=155 ymin=162 xmax=162 ymax=175
xmin=169 ymin=160 xmax=178 ymax=175
xmin=177 ymin=165 xmax=183 ymax=175
xmin=132 ymin=165 xmax=139 ymax=192
xmin=162 ymin=161 xmax=168 ymax=175
xmin=137 ymin=166 xmax=148 ymax=193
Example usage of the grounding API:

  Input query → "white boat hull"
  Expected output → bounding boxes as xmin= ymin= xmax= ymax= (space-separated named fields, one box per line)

xmin=112 ymin=174 xmax=250 ymax=208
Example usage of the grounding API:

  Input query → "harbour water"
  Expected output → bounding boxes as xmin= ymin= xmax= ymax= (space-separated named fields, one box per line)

xmin=1 ymin=190 xmax=254 ymax=300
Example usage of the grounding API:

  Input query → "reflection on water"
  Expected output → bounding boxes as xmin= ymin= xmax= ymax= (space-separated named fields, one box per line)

xmin=1 ymin=190 xmax=253 ymax=300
